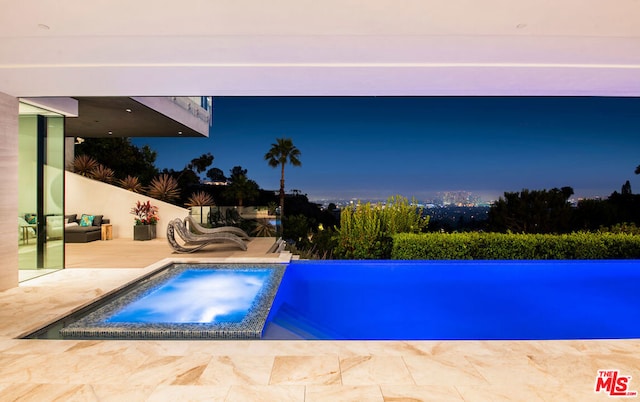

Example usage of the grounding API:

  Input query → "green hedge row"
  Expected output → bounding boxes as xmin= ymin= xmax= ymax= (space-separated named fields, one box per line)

xmin=391 ymin=232 xmax=640 ymax=260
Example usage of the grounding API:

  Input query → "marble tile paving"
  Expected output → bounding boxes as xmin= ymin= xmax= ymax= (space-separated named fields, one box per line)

xmin=1 ymin=239 xmax=639 ymax=401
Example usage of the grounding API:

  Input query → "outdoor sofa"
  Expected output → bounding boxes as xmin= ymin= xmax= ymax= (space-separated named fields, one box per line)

xmin=64 ymin=214 xmax=109 ymax=243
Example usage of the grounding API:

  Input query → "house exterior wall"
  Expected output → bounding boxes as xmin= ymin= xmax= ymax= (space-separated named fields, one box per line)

xmin=65 ymin=172 xmax=189 ymax=239
xmin=0 ymin=92 xmax=19 ymax=291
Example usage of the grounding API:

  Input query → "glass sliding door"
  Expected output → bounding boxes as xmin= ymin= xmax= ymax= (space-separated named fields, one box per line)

xmin=18 ymin=104 xmax=65 ymax=281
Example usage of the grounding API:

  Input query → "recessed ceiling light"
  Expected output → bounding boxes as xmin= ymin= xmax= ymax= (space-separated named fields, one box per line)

xmin=516 ymin=23 xmax=527 ymax=29
xmin=125 ymin=108 xmax=132 ymax=113
xmin=108 ymin=131 xmax=113 ymax=135
xmin=178 ymin=131 xmax=183 ymax=135
xmin=37 ymin=24 xmax=50 ymax=30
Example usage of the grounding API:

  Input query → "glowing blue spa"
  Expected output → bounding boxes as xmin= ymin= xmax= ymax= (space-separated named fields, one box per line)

xmin=105 ymin=270 xmax=270 ymax=324
xmin=55 ymin=263 xmax=285 ymax=339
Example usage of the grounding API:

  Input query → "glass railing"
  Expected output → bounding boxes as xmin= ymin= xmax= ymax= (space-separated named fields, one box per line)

xmin=168 ymin=97 xmax=212 ymax=126
xmin=188 ymin=205 xmax=281 ymax=239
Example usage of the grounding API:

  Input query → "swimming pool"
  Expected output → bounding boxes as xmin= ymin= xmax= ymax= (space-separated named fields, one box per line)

xmin=263 ymin=260 xmax=640 ymax=340
xmin=25 ymin=260 xmax=640 ymax=340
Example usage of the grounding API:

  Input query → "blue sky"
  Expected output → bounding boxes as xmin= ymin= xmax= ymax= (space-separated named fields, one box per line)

xmin=132 ymin=97 xmax=640 ymax=202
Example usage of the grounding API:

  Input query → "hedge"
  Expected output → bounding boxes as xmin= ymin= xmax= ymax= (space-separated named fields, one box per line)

xmin=391 ymin=232 xmax=640 ymax=260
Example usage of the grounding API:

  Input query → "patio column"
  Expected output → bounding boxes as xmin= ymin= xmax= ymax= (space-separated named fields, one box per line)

xmin=0 ymin=91 xmax=19 ymax=290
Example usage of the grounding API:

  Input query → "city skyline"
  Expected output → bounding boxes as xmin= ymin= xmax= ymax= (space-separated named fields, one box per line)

xmin=132 ymin=96 xmax=640 ymax=202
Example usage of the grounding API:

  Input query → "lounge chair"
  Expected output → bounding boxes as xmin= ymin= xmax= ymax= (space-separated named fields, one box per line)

xmin=184 ymin=215 xmax=250 ymax=240
xmin=167 ymin=218 xmax=247 ymax=253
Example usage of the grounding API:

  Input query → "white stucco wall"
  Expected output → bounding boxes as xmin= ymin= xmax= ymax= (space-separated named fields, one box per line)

xmin=65 ymin=172 xmax=188 ymax=239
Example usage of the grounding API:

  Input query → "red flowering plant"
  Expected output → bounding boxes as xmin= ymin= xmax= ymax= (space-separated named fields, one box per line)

xmin=130 ymin=200 xmax=159 ymax=225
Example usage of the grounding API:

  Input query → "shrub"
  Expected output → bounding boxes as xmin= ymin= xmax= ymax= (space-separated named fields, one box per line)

xmin=335 ymin=201 xmax=390 ymax=259
xmin=382 ymin=195 xmax=429 ymax=234
xmin=70 ymin=155 xmax=99 ymax=177
xmin=251 ymin=218 xmax=277 ymax=237
xmin=147 ymin=174 xmax=180 ymax=202
xmin=185 ymin=191 xmax=215 ymax=207
xmin=599 ymin=222 xmax=640 ymax=235
xmin=334 ymin=195 xmax=427 ymax=259
xmin=90 ymin=164 xmax=115 ymax=183
xmin=392 ymin=232 xmax=640 ymax=260
xmin=119 ymin=175 xmax=143 ymax=193
xmin=130 ymin=200 xmax=159 ymax=225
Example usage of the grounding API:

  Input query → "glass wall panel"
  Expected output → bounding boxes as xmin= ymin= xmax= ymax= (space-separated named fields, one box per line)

xmin=18 ymin=105 xmax=64 ymax=281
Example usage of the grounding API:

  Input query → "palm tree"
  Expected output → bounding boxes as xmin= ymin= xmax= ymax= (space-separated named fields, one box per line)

xmin=225 ymin=174 xmax=259 ymax=207
xmin=264 ymin=138 xmax=301 ymax=220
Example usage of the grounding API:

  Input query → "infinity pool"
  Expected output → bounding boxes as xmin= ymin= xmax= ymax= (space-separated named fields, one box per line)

xmin=26 ymin=260 xmax=640 ymax=340
xmin=263 ymin=260 xmax=640 ymax=340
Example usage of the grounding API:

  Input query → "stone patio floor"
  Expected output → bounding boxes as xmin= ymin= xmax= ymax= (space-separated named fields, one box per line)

xmin=1 ymin=237 xmax=638 ymax=401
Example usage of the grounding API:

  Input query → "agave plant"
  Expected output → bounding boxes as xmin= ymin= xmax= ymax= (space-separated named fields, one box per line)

xmin=71 ymin=155 xmax=99 ymax=177
xmin=146 ymin=174 xmax=180 ymax=202
xmin=90 ymin=164 xmax=115 ymax=183
xmin=251 ymin=218 xmax=276 ymax=237
xmin=185 ymin=191 xmax=215 ymax=207
xmin=119 ymin=175 xmax=143 ymax=193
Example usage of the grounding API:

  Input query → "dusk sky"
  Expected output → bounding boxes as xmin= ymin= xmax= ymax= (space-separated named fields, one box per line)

xmin=132 ymin=97 xmax=640 ymax=202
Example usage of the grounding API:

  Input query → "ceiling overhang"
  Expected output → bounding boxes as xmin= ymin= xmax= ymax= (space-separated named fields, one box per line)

xmin=0 ymin=1 xmax=639 ymax=97
xmin=65 ymin=97 xmax=206 ymax=138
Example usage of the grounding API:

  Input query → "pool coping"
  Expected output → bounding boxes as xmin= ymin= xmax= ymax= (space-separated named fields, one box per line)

xmin=21 ymin=255 xmax=292 ymax=340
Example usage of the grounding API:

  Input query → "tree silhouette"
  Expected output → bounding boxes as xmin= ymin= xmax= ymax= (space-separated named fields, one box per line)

xmin=75 ymin=138 xmax=158 ymax=184
xmin=264 ymin=138 xmax=302 ymax=222
xmin=187 ymin=153 xmax=214 ymax=174
xmin=206 ymin=167 xmax=226 ymax=183
xmin=488 ymin=187 xmax=574 ymax=233
xmin=225 ymin=172 xmax=259 ymax=207
xmin=229 ymin=166 xmax=248 ymax=181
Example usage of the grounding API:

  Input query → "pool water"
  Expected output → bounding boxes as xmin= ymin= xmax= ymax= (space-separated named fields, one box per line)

xmin=106 ymin=270 xmax=270 ymax=324
xmin=264 ymin=260 xmax=640 ymax=340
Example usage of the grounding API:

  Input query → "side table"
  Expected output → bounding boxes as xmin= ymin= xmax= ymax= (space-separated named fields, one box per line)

xmin=101 ymin=223 xmax=113 ymax=240
xmin=20 ymin=224 xmax=37 ymax=244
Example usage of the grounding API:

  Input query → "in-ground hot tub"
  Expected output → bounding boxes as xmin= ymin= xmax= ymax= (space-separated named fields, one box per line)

xmin=27 ymin=263 xmax=286 ymax=340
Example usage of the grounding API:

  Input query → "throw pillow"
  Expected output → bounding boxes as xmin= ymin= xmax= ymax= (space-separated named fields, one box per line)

xmin=93 ymin=215 xmax=103 ymax=226
xmin=25 ymin=214 xmax=37 ymax=224
xmin=80 ymin=214 xmax=95 ymax=227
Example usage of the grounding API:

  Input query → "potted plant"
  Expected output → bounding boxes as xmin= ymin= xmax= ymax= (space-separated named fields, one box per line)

xmin=131 ymin=200 xmax=159 ymax=240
